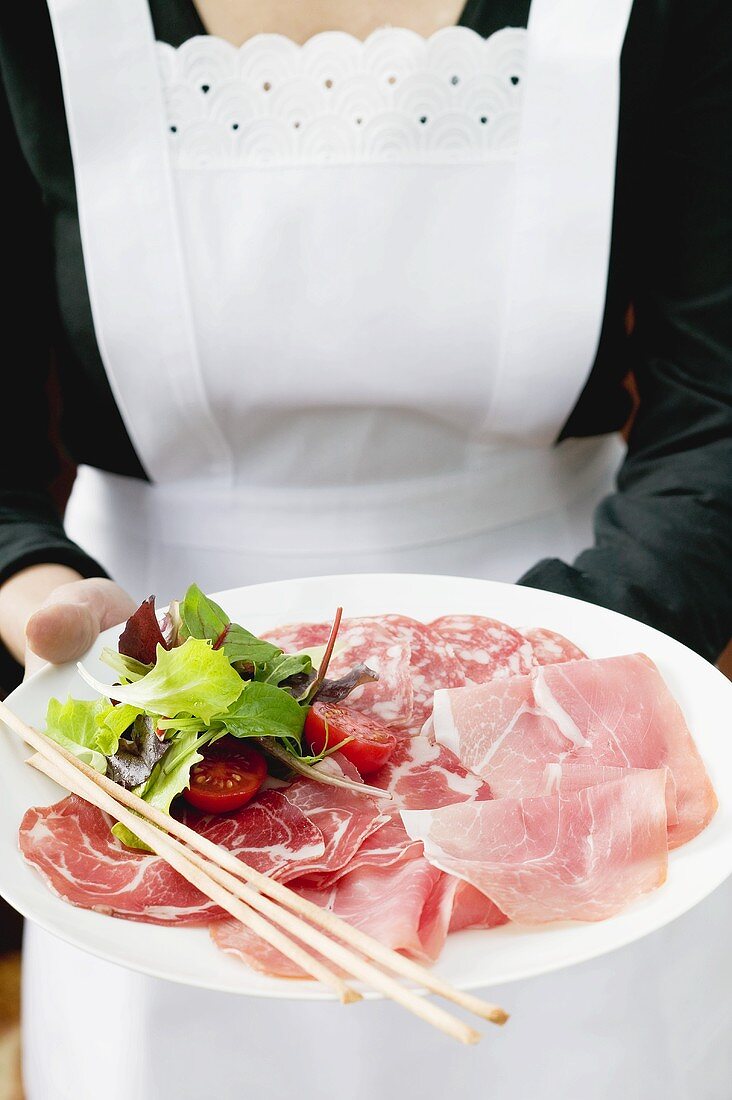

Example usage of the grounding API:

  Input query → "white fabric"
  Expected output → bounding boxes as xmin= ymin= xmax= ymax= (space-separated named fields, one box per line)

xmin=25 ymin=0 xmax=730 ymax=1097
xmin=157 ymin=28 xmax=528 ymax=169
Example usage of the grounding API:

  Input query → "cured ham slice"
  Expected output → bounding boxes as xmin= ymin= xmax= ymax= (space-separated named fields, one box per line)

xmin=402 ymin=770 xmax=669 ymax=924
xmin=448 ymin=880 xmax=508 ymax=933
xmin=433 ymin=653 xmax=716 ymax=846
xmin=212 ymin=857 xmax=454 ymax=977
xmin=524 ymin=627 xmax=586 ymax=665
xmin=537 ymin=656 xmax=716 ymax=846
xmin=379 ymin=614 xmax=466 ymax=729
xmin=537 ymin=762 xmax=679 ymax=827
xmin=264 ymin=617 xmax=414 ymax=726
xmin=19 ymin=792 xmax=327 ymax=925
xmin=369 ymin=735 xmax=492 ymax=809
xmin=283 ymin=777 xmax=384 ymax=883
xmin=430 ymin=614 xmax=534 ymax=683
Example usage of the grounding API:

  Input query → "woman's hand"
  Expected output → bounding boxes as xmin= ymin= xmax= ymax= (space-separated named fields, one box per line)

xmin=0 ymin=564 xmax=137 ymax=676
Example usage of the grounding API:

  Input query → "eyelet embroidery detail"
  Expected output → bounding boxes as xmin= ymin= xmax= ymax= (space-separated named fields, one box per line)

xmin=157 ymin=26 xmax=527 ymax=169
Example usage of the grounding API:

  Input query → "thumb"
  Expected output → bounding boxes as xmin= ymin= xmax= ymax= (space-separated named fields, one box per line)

xmin=25 ymin=578 xmax=138 ymax=670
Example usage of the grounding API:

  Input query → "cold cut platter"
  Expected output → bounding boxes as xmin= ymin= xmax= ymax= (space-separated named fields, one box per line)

xmin=1 ymin=573 xmax=731 ymax=1002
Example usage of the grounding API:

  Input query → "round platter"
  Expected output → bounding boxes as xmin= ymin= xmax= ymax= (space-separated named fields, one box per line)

xmin=1 ymin=573 xmax=730 ymax=998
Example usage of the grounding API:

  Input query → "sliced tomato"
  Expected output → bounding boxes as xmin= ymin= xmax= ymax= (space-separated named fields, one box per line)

xmin=183 ymin=737 xmax=267 ymax=814
xmin=304 ymin=702 xmax=397 ymax=775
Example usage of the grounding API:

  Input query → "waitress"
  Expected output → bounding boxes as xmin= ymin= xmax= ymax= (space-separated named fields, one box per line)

xmin=1 ymin=1 xmax=730 ymax=1097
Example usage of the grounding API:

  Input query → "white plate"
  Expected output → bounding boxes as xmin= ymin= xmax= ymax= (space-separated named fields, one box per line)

xmin=1 ymin=573 xmax=731 ymax=999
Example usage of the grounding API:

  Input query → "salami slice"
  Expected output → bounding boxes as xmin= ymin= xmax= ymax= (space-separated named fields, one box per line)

xmin=378 ymin=614 xmax=466 ymax=730
xmin=264 ymin=616 xmax=414 ymax=725
xmin=523 ymin=627 xmax=587 ymax=665
xmin=430 ymin=614 xmax=535 ymax=684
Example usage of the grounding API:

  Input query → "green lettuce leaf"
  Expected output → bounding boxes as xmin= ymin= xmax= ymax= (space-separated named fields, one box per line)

xmin=218 ymin=681 xmax=307 ymax=742
xmin=179 ymin=584 xmax=281 ymax=666
xmin=45 ymin=697 xmax=110 ymax=773
xmin=99 ymin=647 xmax=151 ymax=683
xmin=77 ymin=637 xmax=244 ymax=722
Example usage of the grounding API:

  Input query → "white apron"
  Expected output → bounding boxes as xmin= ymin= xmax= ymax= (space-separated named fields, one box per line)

xmin=23 ymin=2 xmax=731 ymax=1097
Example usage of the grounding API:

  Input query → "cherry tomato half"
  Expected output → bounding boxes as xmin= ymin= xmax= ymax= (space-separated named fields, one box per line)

xmin=304 ymin=703 xmax=397 ymax=775
xmin=183 ymin=737 xmax=267 ymax=814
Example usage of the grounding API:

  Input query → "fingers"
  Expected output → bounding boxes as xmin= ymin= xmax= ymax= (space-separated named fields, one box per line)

xmin=25 ymin=579 xmax=138 ymax=667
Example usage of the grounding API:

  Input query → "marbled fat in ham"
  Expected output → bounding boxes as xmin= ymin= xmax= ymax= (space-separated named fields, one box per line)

xmin=369 ymin=734 xmax=492 ymax=809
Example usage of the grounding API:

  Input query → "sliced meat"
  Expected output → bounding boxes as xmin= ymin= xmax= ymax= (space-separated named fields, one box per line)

xmin=537 ymin=762 xmax=679 ymax=827
xmin=369 ymin=734 xmax=493 ymax=810
xmin=283 ymin=776 xmax=384 ymax=883
xmin=432 ymin=653 xmax=716 ymax=847
xmin=430 ymin=614 xmax=534 ymax=684
xmin=19 ymin=791 xmax=326 ymax=925
xmin=379 ymin=614 xmax=466 ymax=729
xmin=523 ymin=627 xmax=586 ymax=665
xmin=297 ymin=811 xmax=422 ymax=890
xmin=432 ymin=673 xmax=568 ymax=799
xmin=264 ymin=617 xmax=414 ymax=726
xmin=177 ymin=790 xmax=326 ymax=881
xmin=403 ymin=770 xmax=669 ymax=923
xmin=212 ymin=856 xmax=453 ymax=977
xmin=539 ymin=656 xmax=717 ymax=847
xmin=448 ymin=880 xmax=509 ymax=933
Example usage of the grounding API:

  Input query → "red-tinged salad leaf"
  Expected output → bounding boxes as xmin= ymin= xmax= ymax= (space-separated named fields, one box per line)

xmin=118 ymin=595 xmax=171 ymax=665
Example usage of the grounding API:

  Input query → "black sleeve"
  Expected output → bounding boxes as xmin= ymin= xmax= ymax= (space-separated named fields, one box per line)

xmin=0 ymin=80 xmax=106 ymax=587
xmin=520 ymin=0 xmax=732 ymax=664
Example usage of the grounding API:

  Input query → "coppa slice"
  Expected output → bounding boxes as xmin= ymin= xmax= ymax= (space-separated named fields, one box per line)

xmin=523 ymin=627 xmax=586 ymax=666
xmin=379 ymin=614 xmax=466 ymax=730
xmin=297 ymin=812 xmax=423 ymax=891
xmin=368 ymin=734 xmax=493 ymax=810
xmin=402 ymin=770 xmax=669 ymax=924
xmin=283 ymin=776 xmax=384 ymax=883
xmin=432 ymin=654 xmax=717 ymax=847
xmin=18 ymin=791 xmax=326 ymax=926
xmin=212 ymin=856 xmax=455 ymax=978
xmin=430 ymin=614 xmax=534 ymax=684
xmin=263 ymin=617 xmax=414 ymax=726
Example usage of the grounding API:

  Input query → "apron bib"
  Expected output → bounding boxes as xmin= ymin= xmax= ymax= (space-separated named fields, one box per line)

xmin=25 ymin=2 xmax=731 ymax=1098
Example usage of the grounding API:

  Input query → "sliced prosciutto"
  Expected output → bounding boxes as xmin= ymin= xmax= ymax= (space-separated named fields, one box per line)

xmin=537 ymin=762 xmax=679 ymax=827
xmin=430 ymin=614 xmax=534 ymax=684
xmin=403 ymin=770 xmax=669 ymax=924
xmin=448 ymin=880 xmax=508 ymax=932
xmin=369 ymin=734 xmax=492 ymax=810
xmin=19 ymin=791 xmax=327 ymax=925
xmin=524 ymin=627 xmax=586 ymax=666
xmin=432 ymin=653 xmax=717 ymax=846
xmin=379 ymin=614 xmax=466 ymax=729
xmin=212 ymin=856 xmax=454 ymax=978
xmin=264 ymin=616 xmax=414 ymax=726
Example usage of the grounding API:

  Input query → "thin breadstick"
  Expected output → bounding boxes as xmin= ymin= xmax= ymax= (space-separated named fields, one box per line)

xmin=29 ymin=753 xmax=479 ymax=1045
xmin=0 ymin=700 xmax=505 ymax=1026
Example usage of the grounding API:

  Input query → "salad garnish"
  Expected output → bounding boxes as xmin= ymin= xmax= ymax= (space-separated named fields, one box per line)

xmin=43 ymin=584 xmax=386 ymax=848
